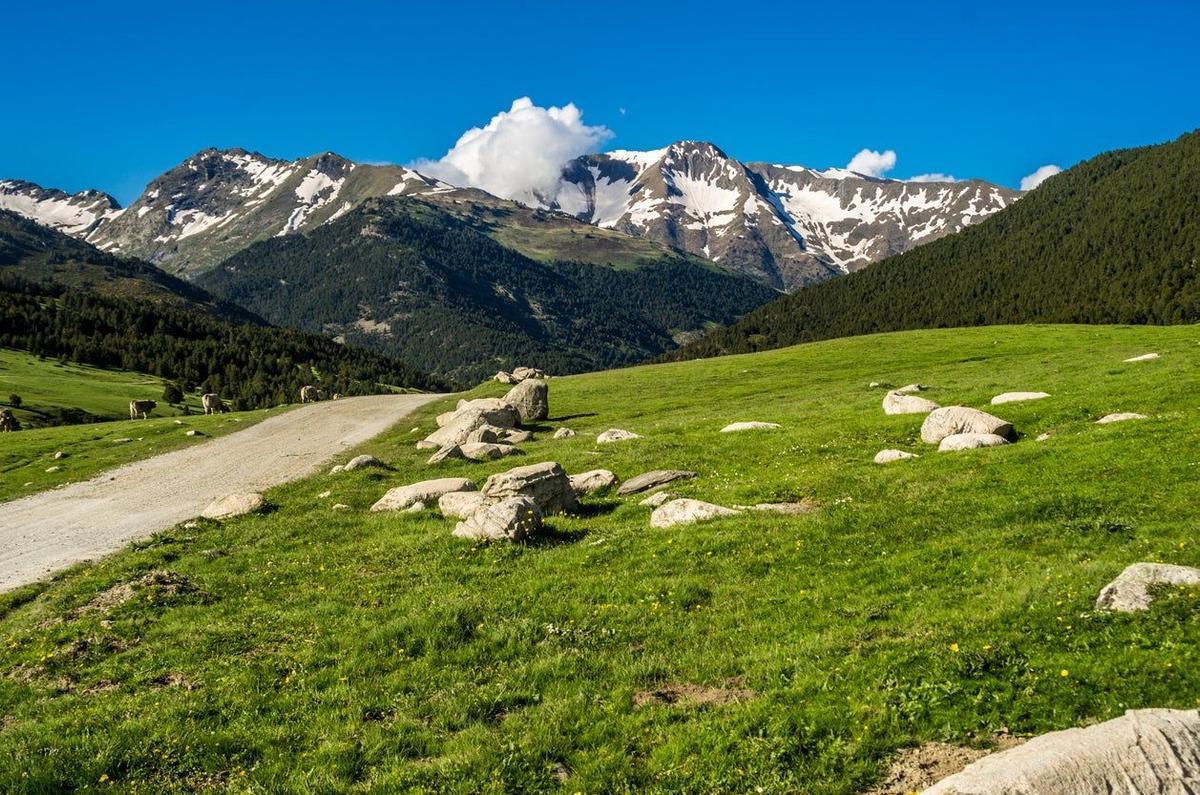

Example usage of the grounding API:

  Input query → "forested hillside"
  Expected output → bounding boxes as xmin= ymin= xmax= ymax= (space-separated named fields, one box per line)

xmin=667 ymin=131 xmax=1200 ymax=360
xmin=200 ymin=196 xmax=778 ymax=383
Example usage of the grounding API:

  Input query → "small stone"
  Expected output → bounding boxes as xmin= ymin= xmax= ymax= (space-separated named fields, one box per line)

xmin=332 ymin=503 xmax=350 ymax=511
xmin=317 ymin=490 xmax=332 ymax=498
xmin=553 ymin=427 xmax=576 ymax=439
xmin=596 ymin=428 xmax=641 ymax=444
xmin=569 ymin=469 xmax=619 ymax=495
xmin=1096 ymin=412 xmax=1148 ymax=424
xmin=44 ymin=465 xmax=61 ymax=473
xmin=650 ymin=499 xmax=740 ymax=528
xmin=639 ymin=491 xmax=673 ymax=507
xmin=185 ymin=429 xmax=204 ymax=437
xmin=1095 ymin=562 xmax=1200 ymax=612
xmin=201 ymin=493 xmax=266 ymax=520
xmin=719 ymin=421 xmax=781 ymax=432
xmin=343 ymin=454 xmax=384 ymax=471
xmin=883 ymin=391 xmax=940 ymax=415
xmin=1036 ymin=432 xmax=1051 ymax=441
xmin=991 ymin=391 xmax=1051 ymax=405
xmin=1123 ymin=352 xmax=1160 ymax=362
xmin=938 ymin=433 xmax=1011 ymax=452
xmin=874 ymin=449 xmax=918 ymax=464
xmin=53 ymin=451 xmax=68 ymax=460
xmin=503 ymin=429 xmax=534 ymax=444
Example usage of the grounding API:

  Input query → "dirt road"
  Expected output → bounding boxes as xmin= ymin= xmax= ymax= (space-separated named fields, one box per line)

xmin=0 ymin=393 xmax=441 ymax=592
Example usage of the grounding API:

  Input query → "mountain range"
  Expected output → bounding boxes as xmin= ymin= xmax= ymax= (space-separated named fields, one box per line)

xmin=0 ymin=142 xmax=1018 ymax=289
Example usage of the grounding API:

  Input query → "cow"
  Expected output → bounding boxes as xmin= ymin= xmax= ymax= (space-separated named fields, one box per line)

xmin=300 ymin=386 xmax=320 ymax=403
xmin=201 ymin=393 xmax=226 ymax=415
xmin=129 ymin=399 xmax=157 ymax=420
xmin=0 ymin=408 xmax=19 ymax=432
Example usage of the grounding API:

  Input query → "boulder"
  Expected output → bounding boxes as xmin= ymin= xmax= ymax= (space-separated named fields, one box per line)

xmin=435 ymin=410 xmax=458 ymax=428
xmin=650 ymin=499 xmax=741 ymax=528
xmin=494 ymin=370 xmax=519 ymax=384
xmin=1124 ymin=352 xmax=1160 ymax=362
xmin=503 ymin=379 xmax=549 ymax=423
xmin=569 ymin=469 xmax=619 ymax=495
xmin=512 ymin=366 xmax=546 ymax=381
xmin=481 ymin=461 xmax=579 ymax=515
xmin=924 ymin=709 xmax=1200 ymax=795
xmin=438 ymin=490 xmax=488 ymax=519
xmin=454 ymin=398 xmax=522 ymax=427
xmin=453 ymin=496 xmax=543 ymax=542
xmin=719 ymin=421 xmax=781 ymax=432
xmin=503 ymin=429 xmax=533 ymax=444
xmin=553 ymin=427 xmax=576 ymax=439
xmin=370 ymin=478 xmax=475 ymax=512
xmin=938 ymin=433 xmax=1011 ymax=452
xmin=201 ymin=493 xmax=265 ymax=520
xmin=640 ymin=491 xmax=673 ymax=507
xmin=465 ymin=425 xmax=504 ymax=444
xmin=1095 ymin=562 xmax=1200 ymax=612
xmin=343 ymin=454 xmax=384 ymax=471
xmin=596 ymin=428 xmax=642 ymax=444
xmin=1097 ymin=412 xmax=1147 ymax=424
xmin=883 ymin=391 xmax=941 ymax=415
xmin=617 ymin=469 xmax=698 ymax=495
xmin=422 ymin=406 xmax=516 ymax=449
xmin=461 ymin=442 xmax=523 ymax=461
xmin=427 ymin=444 xmax=465 ymax=465
xmin=921 ymin=406 xmax=1014 ymax=444
xmin=991 ymin=391 xmax=1050 ymax=405
xmin=874 ymin=449 xmax=918 ymax=464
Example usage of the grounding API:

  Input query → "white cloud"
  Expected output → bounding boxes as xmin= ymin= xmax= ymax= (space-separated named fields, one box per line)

xmin=413 ymin=97 xmax=612 ymax=204
xmin=1019 ymin=164 xmax=1062 ymax=191
xmin=846 ymin=148 xmax=897 ymax=178
xmin=906 ymin=173 xmax=958 ymax=183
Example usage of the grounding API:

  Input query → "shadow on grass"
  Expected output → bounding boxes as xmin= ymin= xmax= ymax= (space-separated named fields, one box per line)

xmin=547 ymin=413 xmax=598 ymax=423
xmin=575 ymin=500 xmax=620 ymax=518
xmin=526 ymin=525 xmax=589 ymax=547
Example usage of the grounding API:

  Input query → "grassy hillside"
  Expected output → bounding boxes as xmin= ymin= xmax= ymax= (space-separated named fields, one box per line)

xmin=0 ymin=410 xmax=274 ymax=503
xmin=200 ymin=196 xmax=777 ymax=383
xmin=0 ymin=324 xmax=1197 ymax=792
xmin=0 ymin=348 xmax=207 ymax=427
xmin=669 ymin=130 xmax=1200 ymax=361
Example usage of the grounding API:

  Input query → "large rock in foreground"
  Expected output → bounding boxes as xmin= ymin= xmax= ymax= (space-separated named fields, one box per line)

xmin=921 ymin=407 xmax=1014 ymax=444
xmin=617 ymin=470 xmax=698 ymax=495
xmin=883 ymin=391 xmax=940 ymax=415
xmin=1095 ymin=562 xmax=1200 ymax=612
xmin=371 ymin=478 xmax=475 ymax=512
xmin=650 ymin=499 xmax=740 ymax=528
xmin=503 ymin=379 xmax=549 ymax=423
xmin=201 ymin=493 xmax=265 ymax=520
xmin=481 ymin=461 xmax=579 ymax=516
xmin=924 ymin=708 xmax=1200 ymax=794
xmin=453 ymin=496 xmax=543 ymax=542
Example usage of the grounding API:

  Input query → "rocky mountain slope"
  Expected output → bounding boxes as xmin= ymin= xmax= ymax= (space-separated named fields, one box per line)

xmin=666 ymin=130 xmax=1200 ymax=361
xmin=549 ymin=142 xmax=1019 ymax=289
xmin=2 ymin=144 xmax=1017 ymax=285
xmin=197 ymin=195 xmax=778 ymax=383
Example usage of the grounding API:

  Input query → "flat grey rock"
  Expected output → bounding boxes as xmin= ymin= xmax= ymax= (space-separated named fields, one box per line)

xmin=617 ymin=469 xmax=698 ymax=495
xmin=1096 ymin=562 xmax=1200 ymax=612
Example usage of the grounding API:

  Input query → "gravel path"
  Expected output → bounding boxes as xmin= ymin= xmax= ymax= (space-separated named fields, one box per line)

xmin=0 ymin=393 xmax=440 ymax=592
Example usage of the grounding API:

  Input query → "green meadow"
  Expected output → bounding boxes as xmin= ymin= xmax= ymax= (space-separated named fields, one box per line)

xmin=0 ymin=324 xmax=1197 ymax=793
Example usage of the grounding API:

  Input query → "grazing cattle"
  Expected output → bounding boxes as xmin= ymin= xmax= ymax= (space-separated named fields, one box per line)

xmin=129 ymin=399 xmax=157 ymax=420
xmin=0 ymin=408 xmax=19 ymax=432
xmin=201 ymin=393 xmax=225 ymax=415
xmin=300 ymin=386 xmax=320 ymax=403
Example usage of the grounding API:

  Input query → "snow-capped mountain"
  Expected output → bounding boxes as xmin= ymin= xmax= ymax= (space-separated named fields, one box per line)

xmin=0 ymin=180 xmax=122 ymax=237
xmin=548 ymin=142 xmax=1020 ymax=289
xmin=1 ymin=142 xmax=1018 ymax=285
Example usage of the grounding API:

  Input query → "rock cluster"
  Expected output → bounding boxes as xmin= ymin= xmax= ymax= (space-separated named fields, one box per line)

xmin=419 ymin=386 xmax=550 ymax=460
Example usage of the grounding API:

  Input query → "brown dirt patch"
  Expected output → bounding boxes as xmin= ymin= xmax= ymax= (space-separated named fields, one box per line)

xmin=634 ymin=678 xmax=755 ymax=709
xmin=866 ymin=735 xmax=1024 ymax=794
xmin=70 ymin=570 xmax=196 ymax=618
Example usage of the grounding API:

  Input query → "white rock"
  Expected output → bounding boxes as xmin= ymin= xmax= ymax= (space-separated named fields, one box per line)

xmin=342 ymin=454 xmax=384 ymax=471
xmin=639 ymin=491 xmax=673 ymax=507
xmin=553 ymin=427 xmax=576 ymax=439
xmin=370 ymin=478 xmax=475 ymax=512
xmin=938 ymin=433 xmax=1011 ymax=452
xmin=201 ymin=493 xmax=265 ymax=520
xmin=719 ymin=421 xmax=781 ymax=432
xmin=991 ymin=391 xmax=1050 ymax=405
xmin=650 ymin=499 xmax=741 ymax=528
xmin=44 ymin=465 xmax=61 ymax=473
xmin=925 ymin=709 xmax=1200 ymax=795
xmin=874 ymin=449 xmax=918 ymax=464
xmin=453 ymin=496 xmax=542 ymax=542
xmin=332 ymin=503 xmax=350 ymax=511
xmin=596 ymin=428 xmax=641 ymax=444
xmin=461 ymin=442 xmax=523 ymax=461
xmin=883 ymin=391 xmax=940 ymax=415
xmin=569 ymin=469 xmax=619 ymax=495
xmin=895 ymin=384 xmax=927 ymax=393
xmin=868 ymin=381 xmax=881 ymax=388
xmin=438 ymin=490 xmax=488 ymax=519
xmin=185 ymin=429 xmax=204 ymax=437
xmin=317 ymin=490 xmax=331 ymax=499
xmin=1036 ymin=432 xmax=1051 ymax=441
xmin=426 ymin=444 xmax=464 ymax=465
xmin=1124 ymin=352 xmax=1160 ymax=362
xmin=328 ymin=465 xmax=345 ymax=474
xmin=481 ymin=461 xmax=578 ymax=515
xmin=405 ymin=501 xmax=426 ymax=513
xmin=1095 ymin=562 xmax=1200 ymax=612
xmin=53 ymin=451 xmax=68 ymax=460
xmin=921 ymin=406 xmax=1014 ymax=444
xmin=503 ymin=379 xmax=549 ymax=423
xmin=1097 ymin=412 xmax=1148 ymax=424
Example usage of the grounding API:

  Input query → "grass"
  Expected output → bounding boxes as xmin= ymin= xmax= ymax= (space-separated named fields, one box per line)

xmin=0 ymin=348 xmax=205 ymax=426
xmin=0 ymin=324 xmax=1197 ymax=792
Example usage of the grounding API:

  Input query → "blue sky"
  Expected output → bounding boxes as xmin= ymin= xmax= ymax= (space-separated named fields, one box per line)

xmin=6 ymin=0 xmax=1199 ymax=204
